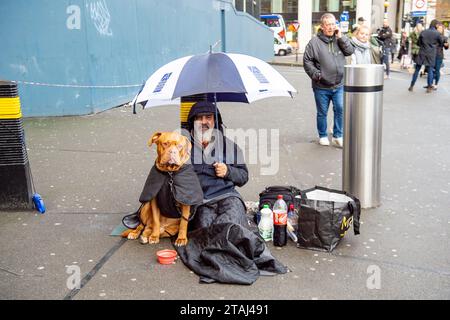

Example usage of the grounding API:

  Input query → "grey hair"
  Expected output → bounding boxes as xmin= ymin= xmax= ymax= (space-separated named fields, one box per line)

xmin=320 ymin=13 xmax=336 ymax=25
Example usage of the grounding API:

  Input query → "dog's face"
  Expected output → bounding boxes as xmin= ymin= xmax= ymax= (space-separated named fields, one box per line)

xmin=149 ymin=132 xmax=191 ymax=172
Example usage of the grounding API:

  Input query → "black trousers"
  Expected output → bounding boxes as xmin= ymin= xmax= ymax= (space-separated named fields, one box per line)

xmin=190 ymin=196 xmax=247 ymax=231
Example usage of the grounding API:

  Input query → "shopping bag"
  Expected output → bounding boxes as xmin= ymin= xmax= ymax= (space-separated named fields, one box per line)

xmin=297 ymin=186 xmax=361 ymax=252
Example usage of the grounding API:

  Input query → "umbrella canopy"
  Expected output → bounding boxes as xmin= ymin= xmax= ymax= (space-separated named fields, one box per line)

xmin=132 ymin=52 xmax=297 ymax=109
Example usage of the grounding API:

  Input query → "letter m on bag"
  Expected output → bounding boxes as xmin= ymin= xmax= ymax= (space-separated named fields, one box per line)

xmin=340 ymin=216 xmax=353 ymax=237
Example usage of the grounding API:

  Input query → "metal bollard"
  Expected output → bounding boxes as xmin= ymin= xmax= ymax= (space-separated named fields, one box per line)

xmin=342 ymin=65 xmax=384 ymax=209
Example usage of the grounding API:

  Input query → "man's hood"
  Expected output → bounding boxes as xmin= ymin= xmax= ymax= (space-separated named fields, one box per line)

xmin=187 ymin=101 xmax=224 ymax=132
xmin=317 ymin=30 xmax=335 ymax=44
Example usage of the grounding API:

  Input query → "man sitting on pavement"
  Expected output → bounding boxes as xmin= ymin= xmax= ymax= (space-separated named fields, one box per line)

xmin=186 ymin=101 xmax=249 ymax=230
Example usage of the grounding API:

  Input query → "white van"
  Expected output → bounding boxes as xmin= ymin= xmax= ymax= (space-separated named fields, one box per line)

xmin=274 ymin=35 xmax=292 ymax=56
xmin=260 ymin=14 xmax=287 ymax=42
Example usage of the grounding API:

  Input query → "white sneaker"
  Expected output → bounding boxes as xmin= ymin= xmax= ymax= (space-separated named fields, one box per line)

xmin=319 ymin=137 xmax=330 ymax=146
xmin=332 ymin=137 xmax=343 ymax=148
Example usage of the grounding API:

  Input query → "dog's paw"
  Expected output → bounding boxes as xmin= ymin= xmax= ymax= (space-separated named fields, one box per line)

xmin=174 ymin=238 xmax=188 ymax=247
xmin=139 ymin=235 xmax=149 ymax=245
xmin=148 ymin=236 xmax=160 ymax=244
xmin=127 ymin=232 xmax=140 ymax=240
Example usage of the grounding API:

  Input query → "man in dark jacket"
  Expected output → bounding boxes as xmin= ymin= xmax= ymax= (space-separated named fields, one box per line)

xmin=303 ymin=13 xmax=354 ymax=148
xmin=186 ymin=101 xmax=249 ymax=230
xmin=432 ymin=23 xmax=449 ymax=89
xmin=377 ymin=19 xmax=394 ymax=79
xmin=408 ymin=19 xmax=444 ymax=93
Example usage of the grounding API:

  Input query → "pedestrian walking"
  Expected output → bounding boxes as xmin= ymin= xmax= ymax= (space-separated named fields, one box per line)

xmin=431 ymin=24 xmax=449 ymax=90
xmin=303 ymin=13 xmax=354 ymax=147
xmin=350 ymin=25 xmax=374 ymax=64
xmin=409 ymin=23 xmax=423 ymax=63
xmin=408 ymin=20 xmax=444 ymax=93
xmin=391 ymin=35 xmax=398 ymax=63
xmin=397 ymin=31 xmax=409 ymax=60
xmin=377 ymin=19 xmax=394 ymax=79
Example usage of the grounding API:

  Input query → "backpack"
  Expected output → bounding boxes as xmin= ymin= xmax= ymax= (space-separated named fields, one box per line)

xmin=258 ymin=185 xmax=302 ymax=211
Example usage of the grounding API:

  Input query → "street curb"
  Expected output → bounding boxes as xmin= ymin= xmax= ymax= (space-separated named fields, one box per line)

xmin=268 ymin=61 xmax=303 ymax=67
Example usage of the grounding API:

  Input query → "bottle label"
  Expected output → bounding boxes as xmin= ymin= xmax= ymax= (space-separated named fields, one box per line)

xmin=259 ymin=226 xmax=273 ymax=241
xmin=273 ymin=210 xmax=287 ymax=225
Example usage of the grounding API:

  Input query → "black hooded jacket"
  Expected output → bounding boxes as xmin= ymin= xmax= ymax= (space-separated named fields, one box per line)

xmin=187 ymin=101 xmax=249 ymax=201
xmin=303 ymin=31 xmax=354 ymax=89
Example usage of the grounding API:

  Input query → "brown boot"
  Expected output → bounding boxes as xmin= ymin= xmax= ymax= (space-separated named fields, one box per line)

xmin=426 ymin=86 xmax=433 ymax=93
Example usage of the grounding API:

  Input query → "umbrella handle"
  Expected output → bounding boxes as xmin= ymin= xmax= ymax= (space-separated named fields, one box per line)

xmin=213 ymin=92 xmax=222 ymax=163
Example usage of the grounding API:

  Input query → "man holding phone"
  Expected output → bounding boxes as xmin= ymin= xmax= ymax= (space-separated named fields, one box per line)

xmin=303 ymin=13 xmax=354 ymax=147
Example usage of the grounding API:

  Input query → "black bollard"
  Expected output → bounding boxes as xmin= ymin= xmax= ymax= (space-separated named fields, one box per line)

xmin=0 ymin=80 xmax=33 ymax=210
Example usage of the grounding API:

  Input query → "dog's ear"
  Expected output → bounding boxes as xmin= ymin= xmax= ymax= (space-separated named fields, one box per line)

xmin=148 ymin=132 xmax=162 ymax=147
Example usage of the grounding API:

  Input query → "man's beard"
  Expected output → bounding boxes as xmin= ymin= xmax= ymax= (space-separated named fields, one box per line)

xmin=193 ymin=124 xmax=214 ymax=146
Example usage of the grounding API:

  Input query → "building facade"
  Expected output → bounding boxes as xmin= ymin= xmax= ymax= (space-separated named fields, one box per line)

xmin=237 ymin=0 xmax=403 ymax=52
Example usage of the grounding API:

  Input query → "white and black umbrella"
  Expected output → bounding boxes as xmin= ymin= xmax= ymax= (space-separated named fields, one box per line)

xmin=132 ymin=52 xmax=297 ymax=111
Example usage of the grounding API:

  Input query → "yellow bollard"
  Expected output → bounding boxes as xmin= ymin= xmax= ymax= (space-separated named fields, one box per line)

xmin=180 ymin=94 xmax=207 ymax=131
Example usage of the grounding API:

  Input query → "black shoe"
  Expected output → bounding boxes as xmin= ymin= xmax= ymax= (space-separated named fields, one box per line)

xmin=408 ymin=86 xmax=413 ymax=92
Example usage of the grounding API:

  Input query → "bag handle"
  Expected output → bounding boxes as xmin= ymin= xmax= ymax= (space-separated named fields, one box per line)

xmin=348 ymin=201 xmax=361 ymax=235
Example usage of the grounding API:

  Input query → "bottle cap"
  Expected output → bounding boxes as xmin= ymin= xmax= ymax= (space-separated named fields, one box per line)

xmin=263 ymin=204 xmax=270 ymax=208
xmin=277 ymin=195 xmax=283 ymax=199
xmin=289 ymin=204 xmax=294 ymax=210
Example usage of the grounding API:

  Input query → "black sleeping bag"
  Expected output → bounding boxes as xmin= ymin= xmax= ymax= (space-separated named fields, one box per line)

xmin=174 ymin=222 xmax=288 ymax=285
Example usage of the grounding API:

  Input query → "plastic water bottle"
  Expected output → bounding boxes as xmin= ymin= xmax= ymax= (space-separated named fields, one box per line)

xmin=287 ymin=204 xmax=298 ymax=242
xmin=258 ymin=204 xmax=273 ymax=242
xmin=273 ymin=195 xmax=287 ymax=247
xmin=287 ymin=204 xmax=298 ymax=231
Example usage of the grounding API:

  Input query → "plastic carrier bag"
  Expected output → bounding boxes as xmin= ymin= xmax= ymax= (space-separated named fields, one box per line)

xmin=297 ymin=186 xmax=361 ymax=252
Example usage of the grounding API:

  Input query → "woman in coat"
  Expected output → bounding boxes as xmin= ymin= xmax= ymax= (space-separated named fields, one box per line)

xmin=397 ymin=31 xmax=409 ymax=60
xmin=409 ymin=23 xmax=423 ymax=63
xmin=350 ymin=25 xmax=373 ymax=64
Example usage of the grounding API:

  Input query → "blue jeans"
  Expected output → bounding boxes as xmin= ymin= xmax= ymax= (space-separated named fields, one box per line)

xmin=410 ymin=63 xmax=434 ymax=87
xmin=313 ymin=86 xmax=343 ymax=138
xmin=434 ymin=56 xmax=443 ymax=85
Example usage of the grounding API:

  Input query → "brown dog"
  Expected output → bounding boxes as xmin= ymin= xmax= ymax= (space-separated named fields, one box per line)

xmin=122 ymin=131 xmax=198 ymax=246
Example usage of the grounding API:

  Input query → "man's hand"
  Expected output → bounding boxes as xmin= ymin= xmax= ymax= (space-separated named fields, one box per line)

xmin=335 ymin=26 xmax=342 ymax=39
xmin=213 ymin=162 xmax=228 ymax=178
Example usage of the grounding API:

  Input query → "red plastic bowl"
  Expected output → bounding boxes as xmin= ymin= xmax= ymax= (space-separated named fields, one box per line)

xmin=156 ymin=249 xmax=177 ymax=265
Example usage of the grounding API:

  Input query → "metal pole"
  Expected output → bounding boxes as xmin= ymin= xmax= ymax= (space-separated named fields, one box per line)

xmin=342 ymin=64 xmax=384 ymax=209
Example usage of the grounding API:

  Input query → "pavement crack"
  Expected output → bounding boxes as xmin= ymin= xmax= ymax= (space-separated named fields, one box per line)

xmin=62 ymin=238 xmax=127 ymax=300
xmin=0 ymin=266 xmax=43 ymax=278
